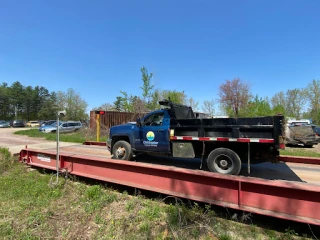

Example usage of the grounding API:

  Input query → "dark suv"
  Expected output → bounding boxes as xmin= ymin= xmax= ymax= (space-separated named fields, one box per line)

xmin=312 ymin=126 xmax=320 ymax=142
xmin=12 ymin=119 xmax=25 ymax=127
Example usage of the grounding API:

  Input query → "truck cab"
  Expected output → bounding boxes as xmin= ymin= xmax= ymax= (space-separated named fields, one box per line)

xmin=108 ymin=109 xmax=171 ymax=160
xmin=133 ymin=110 xmax=171 ymax=153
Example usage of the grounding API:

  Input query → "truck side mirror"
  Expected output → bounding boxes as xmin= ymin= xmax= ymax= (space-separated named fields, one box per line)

xmin=136 ymin=118 xmax=141 ymax=127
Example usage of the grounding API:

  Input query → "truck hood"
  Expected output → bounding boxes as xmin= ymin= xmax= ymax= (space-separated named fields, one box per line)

xmin=110 ymin=122 xmax=136 ymax=136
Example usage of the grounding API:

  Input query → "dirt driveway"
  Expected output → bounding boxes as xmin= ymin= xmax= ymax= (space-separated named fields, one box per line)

xmin=0 ymin=127 xmax=46 ymax=147
xmin=0 ymin=127 xmax=80 ymax=155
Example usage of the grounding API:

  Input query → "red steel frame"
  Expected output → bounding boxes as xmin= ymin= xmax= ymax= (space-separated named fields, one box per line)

xmin=83 ymin=141 xmax=107 ymax=147
xmin=20 ymin=148 xmax=320 ymax=226
xmin=279 ymin=155 xmax=320 ymax=165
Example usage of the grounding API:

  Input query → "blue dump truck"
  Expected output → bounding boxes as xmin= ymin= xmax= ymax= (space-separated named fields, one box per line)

xmin=107 ymin=100 xmax=285 ymax=175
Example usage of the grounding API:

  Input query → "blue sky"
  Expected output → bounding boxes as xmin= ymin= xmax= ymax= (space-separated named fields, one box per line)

xmin=1 ymin=0 xmax=319 ymax=112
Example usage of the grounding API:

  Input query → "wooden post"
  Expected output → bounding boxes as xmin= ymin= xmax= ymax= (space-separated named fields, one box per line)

xmin=96 ymin=113 xmax=100 ymax=142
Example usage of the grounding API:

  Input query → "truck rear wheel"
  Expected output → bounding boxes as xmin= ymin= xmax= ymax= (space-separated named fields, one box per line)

xmin=207 ymin=148 xmax=241 ymax=175
xmin=112 ymin=140 xmax=132 ymax=160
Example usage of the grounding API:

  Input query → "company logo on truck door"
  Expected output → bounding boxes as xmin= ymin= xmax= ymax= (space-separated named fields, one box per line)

xmin=146 ymin=131 xmax=155 ymax=141
xmin=144 ymin=131 xmax=158 ymax=146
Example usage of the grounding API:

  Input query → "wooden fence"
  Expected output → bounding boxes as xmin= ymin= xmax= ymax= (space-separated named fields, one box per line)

xmin=89 ymin=111 xmax=146 ymax=129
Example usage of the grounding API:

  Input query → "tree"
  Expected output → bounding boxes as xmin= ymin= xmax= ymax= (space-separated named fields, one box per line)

xmin=119 ymin=91 xmax=133 ymax=112
xmin=186 ymin=97 xmax=199 ymax=111
xmin=270 ymin=91 xmax=286 ymax=116
xmin=94 ymin=103 xmax=115 ymax=111
xmin=140 ymin=66 xmax=154 ymax=105
xmin=56 ymin=91 xmax=66 ymax=112
xmin=33 ymin=86 xmax=50 ymax=117
xmin=218 ymin=78 xmax=252 ymax=117
xmin=38 ymin=92 xmax=59 ymax=120
xmin=113 ymin=91 xmax=148 ymax=113
xmin=130 ymin=96 xmax=148 ymax=115
xmin=149 ymin=90 xmax=161 ymax=111
xmin=0 ymin=82 xmax=88 ymax=121
xmin=0 ymin=82 xmax=10 ymax=119
xmin=148 ymin=89 xmax=187 ymax=110
xmin=23 ymin=86 xmax=34 ymax=120
xmin=202 ymin=100 xmax=215 ymax=117
xmin=113 ymin=96 xmax=124 ymax=111
xmin=271 ymin=91 xmax=286 ymax=109
xmin=161 ymin=90 xmax=186 ymax=104
xmin=285 ymin=88 xmax=307 ymax=119
xmin=272 ymin=104 xmax=286 ymax=116
xmin=56 ymin=88 xmax=88 ymax=121
xmin=9 ymin=81 xmax=25 ymax=119
xmin=245 ymin=95 xmax=272 ymax=117
xmin=306 ymin=79 xmax=320 ymax=124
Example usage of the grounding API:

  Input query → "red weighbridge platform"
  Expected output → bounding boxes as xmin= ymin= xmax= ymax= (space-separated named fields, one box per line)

xmin=20 ymin=148 xmax=320 ymax=226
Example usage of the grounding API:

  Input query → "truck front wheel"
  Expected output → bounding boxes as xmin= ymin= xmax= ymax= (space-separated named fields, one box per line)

xmin=207 ymin=148 xmax=241 ymax=175
xmin=112 ymin=140 xmax=132 ymax=160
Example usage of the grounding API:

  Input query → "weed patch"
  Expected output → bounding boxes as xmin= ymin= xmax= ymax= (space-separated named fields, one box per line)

xmin=0 ymin=148 xmax=13 ymax=174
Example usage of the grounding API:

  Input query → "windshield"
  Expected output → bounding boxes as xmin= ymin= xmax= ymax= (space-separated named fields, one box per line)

xmin=289 ymin=125 xmax=315 ymax=136
xmin=52 ymin=122 xmax=63 ymax=127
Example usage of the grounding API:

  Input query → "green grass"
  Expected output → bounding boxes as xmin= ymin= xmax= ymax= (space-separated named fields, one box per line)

xmin=14 ymin=128 xmax=108 ymax=143
xmin=0 ymin=149 xmax=314 ymax=239
xmin=280 ymin=148 xmax=320 ymax=158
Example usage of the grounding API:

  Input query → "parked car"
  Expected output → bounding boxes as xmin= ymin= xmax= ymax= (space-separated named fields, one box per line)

xmin=39 ymin=121 xmax=56 ymax=131
xmin=66 ymin=121 xmax=82 ymax=131
xmin=0 ymin=120 xmax=10 ymax=128
xmin=12 ymin=119 xmax=25 ymax=127
xmin=313 ymin=126 xmax=320 ymax=136
xmin=26 ymin=121 xmax=40 ymax=127
xmin=39 ymin=121 xmax=62 ymax=133
xmin=40 ymin=120 xmax=56 ymax=127
xmin=39 ymin=121 xmax=82 ymax=133
xmin=285 ymin=123 xmax=318 ymax=147
xmin=312 ymin=126 xmax=320 ymax=142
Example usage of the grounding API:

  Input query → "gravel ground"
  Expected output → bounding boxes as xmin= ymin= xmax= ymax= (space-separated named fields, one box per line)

xmin=0 ymin=127 xmax=81 ymax=155
xmin=0 ymin=127 xmax=47 ymax=148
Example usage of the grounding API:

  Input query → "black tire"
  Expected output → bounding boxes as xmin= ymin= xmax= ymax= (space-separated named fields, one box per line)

xmin=112 ymin=140 xmax=132 ymax=160
xmin=206 ymin=148 xmax=241 ymax=175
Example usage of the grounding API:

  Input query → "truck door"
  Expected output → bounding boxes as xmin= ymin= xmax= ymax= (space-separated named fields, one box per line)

xmin=134 ymin=111 xmax=170 ymax=153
